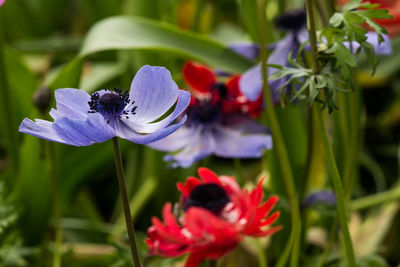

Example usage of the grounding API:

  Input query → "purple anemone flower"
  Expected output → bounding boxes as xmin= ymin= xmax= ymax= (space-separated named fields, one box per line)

xmin=239 ymin=9 xmax=309 ymax=102
xmin=19 ymin=65 xmax=191 ymax=146
xmin=149 ymin=113 xmax=272 ymax=168
xmin=147 ymin=64 xmax=272 ymax=168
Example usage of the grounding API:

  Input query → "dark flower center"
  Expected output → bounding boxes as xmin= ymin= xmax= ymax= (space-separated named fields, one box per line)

xmin=184 ymin=183 xmax=230 ymax=215
xmin=211 ymin=82 xmax=228 ymax=99
xmin=187 ymin=100 xmax=221 ymax=124
xmin=88 ymin=89 xmax=137 ymax=123
xmin=274 ymin=9 xmax=307 ymax=32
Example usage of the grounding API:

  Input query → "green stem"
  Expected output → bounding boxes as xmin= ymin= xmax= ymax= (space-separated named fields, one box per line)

xmin=112 ymin=137 xmax=142 ymax=267
xmin=257 ymin=1 xmax=301 ymax=266
xmin=255 ymin=239 xmax=268 ymax=267
xmin=193 ymin=0 xmax=205 ymax=31
xmin=234 ymin=158 xmax=245 ymax=186
xmin=0 ymin=9 xmax=18 ymax=180
xmin=315 ymin=218 xmax=338 ymax=267
xmin=315 ymin=108 xmax=356 ymax=267
xmin=305 ymin=0 xmax=356 ymax=265
xmin=48 ymin=142 xmax=62 ymax=267
xmin=350 ymin=184 xmax=400 ymax=211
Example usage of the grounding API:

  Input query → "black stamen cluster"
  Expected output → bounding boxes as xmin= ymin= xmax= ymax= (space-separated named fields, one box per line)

xmin=274 ymin=9 xmax=307 ymax=32
xmin=88 ymin=88 xmax=137 ymax=122
xmin=184 ymin=183 xmax=230 ymax=215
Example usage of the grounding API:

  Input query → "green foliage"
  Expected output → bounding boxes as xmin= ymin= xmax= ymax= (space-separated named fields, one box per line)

xmin=270 ymin=1 xmax=392 ymax=111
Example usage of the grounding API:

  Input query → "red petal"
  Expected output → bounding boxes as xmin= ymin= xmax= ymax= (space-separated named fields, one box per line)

xmin=226 ymin=75 xmax=241 ymax=97
xmin=257 ymin=196 xmax=279 ymax=218
xmin=177 ymin=177 xmax=202 ymax=195
xmin=183 ymin=61 xmax=217 ymax=94
xmin=162 ymin=203 xmax=180 ymax=229
xmin=251 ymin=225 xmax=283 ymax=237
xmin=185 ymin=253 xmax=205 ymax=267
xmin=197 ymin=167 xmax=222 ymax=185
xmin=250 ymin=178 xmax=265 ymax=205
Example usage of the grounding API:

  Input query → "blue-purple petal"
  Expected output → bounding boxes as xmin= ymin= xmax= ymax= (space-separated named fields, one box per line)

xmin=116 ymin=115 xmax=187 ymax=144
xmin=51 ymin=88 xmax=91 ymax=120
xmin=228 ymin=42 xmax=260 ymax=61
xmin=213 ymin=126 xmax=272 ymax=158
xmin=19 ymin=118 xmax=70 ymax=145
xmin=124 ymin=90 xmax=190 ymax=134
xmin=239 ymin=64 xmax=262 ymax=101
xmin=129 ymin=65 xmax=181 ymax=123
xmin=53 ymin=116 xmax=114 ymax=146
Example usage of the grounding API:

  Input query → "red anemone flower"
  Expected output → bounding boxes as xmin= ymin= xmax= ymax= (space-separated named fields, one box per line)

xmin=146 ymin=168 xmax=281 ymax=267
xmin=183 ymin=61 xmax=263 ymax=118
xmin=337 ymin=0 xmax=400 ymax=36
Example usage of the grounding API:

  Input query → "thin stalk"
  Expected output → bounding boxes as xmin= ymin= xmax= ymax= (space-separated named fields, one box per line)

xmin=343 ymin=89 xmax=360 ymax=198
xmin=0 ymin=9 xmax=18 ymax=179
xmin=48 ymin=142 xmax=62 ymax=267
xmin=112 ymin=137 xmax=142 ymax=267
xmin=255 ymin=239 xmax=268 ymax=267
xmin=306 ymin=0 xmax=356 ymax=265
xmin=257 ymin=1 xmax=301 ymax=266
xmin=315 ymin=218 xmax=338 ymax=267
xmin=350 ymin=184 xmax=400 ymax=211
xmin=315 ymin=107 xmax=356 ymax=267
xmin=193 ymin=0 xmax=205 ymax=31
xmin=234 ymin=158 xmax=245 ymax=186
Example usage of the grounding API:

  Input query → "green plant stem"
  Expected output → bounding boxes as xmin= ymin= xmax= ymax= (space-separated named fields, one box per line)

xmin=316 ymin=218 xmax=338 ymax=267
xmin=112 ymin=137 xmax=142 ymax=267
xmin=0 ymin=9 xmax=18 ymax=179
xmin=193 ymin=0 xmax=205 ymax=31
xmin=305 ymin=0 xmax=356 ymax=265
xmin=315 ymin=107 xmax=356 ymax=267
xmin=234 ymin=158 xmax=244 ymax=186
xmin=48 ymin=142 xmax=62 ymax=267
xmin=257 ymin=1 xmax=301 ymax=267
xmin=350 ymin=184 xmax=400 ymax=210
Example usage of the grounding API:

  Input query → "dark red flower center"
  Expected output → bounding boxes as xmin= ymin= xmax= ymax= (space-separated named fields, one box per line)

xmin=184 ymin=183 xmax=230 ymax=215
xmin=274 ymin=9 xmax=307 ymax=32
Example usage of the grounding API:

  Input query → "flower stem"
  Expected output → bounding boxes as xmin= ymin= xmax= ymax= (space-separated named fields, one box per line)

xmin=234 ymin=158 xmax=245 ymax=186
xmin=315 ymin=107 xmax=356 ymax=267
xmin=112 ymin=137 xmax=142 ymax=267
xmin=48 ymin=142 xmax=63 ymax=267
xmin=350 ymin=183 xmax=400 ymax=211
xmin=305 ymin=0 xmax=356 ymax=265
xmin=0 ymin=9 xmax=18 ymax=180
xmin=257 ymin=1 xmax=301 ymax=266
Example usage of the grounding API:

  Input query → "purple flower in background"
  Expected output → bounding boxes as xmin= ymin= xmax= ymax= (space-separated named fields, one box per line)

xmin=149 ymin=114 xmax=272 ymax=168
xmin=0 ymin=0 xmax=5 ymax=6
xmin=239 ymin=9 xmax=309 ymax=102
xmin=19 ymin=65 xmax=191 ymax=146
xmin=301 ymin=191 xmax=337 ymax=209
xmin=346 ymin=31 xmax=392 ymax=55
xmin=229 ymin=43 xmax=260 ymax=61
xmin=148 ymin=63 xmax=272 ymax=168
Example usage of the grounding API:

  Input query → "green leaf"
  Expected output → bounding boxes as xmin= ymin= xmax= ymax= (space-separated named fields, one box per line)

xmin=80 ymin=16 xmax=253 ymax=73
xmin=329 ymin=13 xmax=344 ymax=27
